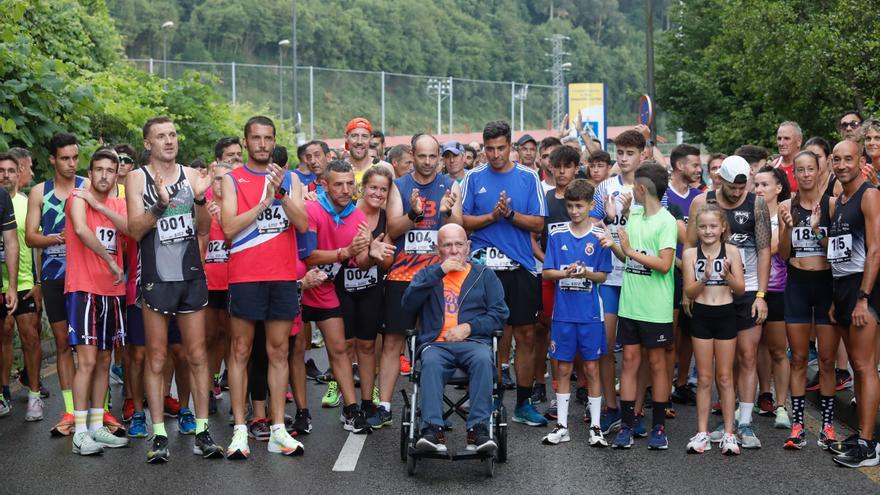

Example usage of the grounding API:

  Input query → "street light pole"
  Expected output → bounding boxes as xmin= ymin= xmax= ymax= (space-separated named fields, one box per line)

xmin=646 ymin=0 xmax=656 ymax=142
xmin=161 ymin=21 xmax=174 ymax=79
xmin=278 ymin=39 xmax=291 ymax=121
xmin=291 ymin=0 xmax=301 ymax=140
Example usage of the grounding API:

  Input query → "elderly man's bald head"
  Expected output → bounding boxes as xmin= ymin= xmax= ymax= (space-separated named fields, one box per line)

xmin=437 ymin=223 xmax=469 ymax=262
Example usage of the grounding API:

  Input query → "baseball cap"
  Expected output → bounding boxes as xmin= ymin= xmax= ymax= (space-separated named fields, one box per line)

xmin=441 ymin=141 xmax=462 ymax=156
xmin=717 ymin=155 xmax=750 ymax=184
xmin=345 ymin=117 xmax=373 ymax=135
xmin=516 ymin=134 xmax=537 ymax=147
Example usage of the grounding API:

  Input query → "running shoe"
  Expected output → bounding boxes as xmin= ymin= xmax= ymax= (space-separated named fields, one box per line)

xmin=416 ymin=425 xmax=447 ymax=453
xmin=686 ymin=432 xmax=711 ymax=454
xmin=311 ymin=330 xmax=325 ymax=348
xmin=268 ymin=428 xmax=305 ymax=456
xmin=219 ymin=370 xmax=229 ymax=391
xmin=720 ymin=432 xmax=741 ymax=455
xmin=783 ymin=424 xmax=806 ymax=450
xmin=321 ymin=381 xmax=341 ymax=408
xmin=163 ymin=395 xmax=181 ymax=418
xmin=574 ymin=386 xmax=589 ymax=406
xmin=828 ymin=433 xmax=860 ymax=456
xmin=633 ymin=414 xmax=648 ymax=438
xmin=756 ymin=392 xmax=774 ymax=416
xmin=103 ymin=411 xmax=125 ymax=435
xmin=833 ymin=439 xmax=880 ymax=468
xmin=25 ymin=396 xmax=43 ymax=422
xmin=399 ymin=354 xmax=412 ymax=376
xmin=226 ymin=428 xmax=250 ymax=460
xmin=315 ymin=369 xmax=334 ymax=384
xmin=648 ymin=424 xmax=669 ymax=450
xmin=110 ymin=364 xmax=124 ymax=385
xmin=805 ymin=374 xmax=820 ymax=392
xmin=147 ymin=435 xmax=169 ymax=463
xmin=501 ymin=366 xmax=515 ymax=390
xmin=589 ymin=425 xmax=608 ymax=447
xmin=544 ymin=399 xmax=558 ymax=421
xmin=737 ymin=423 xmax=762 ymax=449
xmin=50 ymin=412 xmax=75 ymax=436
xmin=177 ymin=408 xmax=196 ymax=435
xmin=835 ymin=369 xmax=853 ymax=390
xmin=531 ymin=383 xmax=547 ymax=404
xmin=128 ymin=412 xmax=148 ymax=438
xmin=212 ymin=381 xmax=223 ymax=399
xmin=808 ymin=346 xmax=819 ymax=365
xmin=122 ymin=398 xmax=135 ymax=422
xmin=467 ymin=423 xmax=498 ymax=452
xmin=285 ymin=391 xmax=294 ymax=403
xmin=710 ymin=400 xmax=722 ymax=415
xmin=670 ymin=384 xmax=697 ymax=406
xmin=0 ymin=396 xmax=11 ymax=417
xmin=72 ymin=431 xmax=104 ymax=456
xmin=612 ymin=425 xmax=634 ymax=449
xmin=541 ymin=423 xmax=570 ymax=445
xmin=512 ymin=400 xmax=548 ymax=427
xmin=193 ymin=430 xmax=224 ymax=459
xmin=774 ymin=406 xmax=791 ymax=429
xmin=92 ymin=426 xmax=129 ymax=448
xmin=305 ymin=358 xmax=322 ymax=381
xmin=367 ymin=405 xmax=392 ymax=429
xmin=818 ymin=424 xmax=837 ymax=450
xmin=292 ymin=409 xmax=313 ymax=434
xmin=17 ymin=369 xmax=50 ymax=398
xmin=342 ymin=407 xmax=372 ymax=434
xmin=708 ymin=422 xmax=728 ymax=443
xmin=600 ymin=407 xmax=621 ymax=435
xmin=248 ymin=418 xmax=271 ymax=441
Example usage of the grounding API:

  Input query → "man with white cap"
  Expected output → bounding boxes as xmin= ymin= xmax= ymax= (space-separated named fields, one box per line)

xmin=441 ymin=141 xmax=466 ymax=183
xmin=686 ymin=155 xmax=772 ymax=449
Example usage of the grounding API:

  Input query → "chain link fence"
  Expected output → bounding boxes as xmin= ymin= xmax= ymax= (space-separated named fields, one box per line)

xmin=128 ymin=59 xmax=557 ymax=139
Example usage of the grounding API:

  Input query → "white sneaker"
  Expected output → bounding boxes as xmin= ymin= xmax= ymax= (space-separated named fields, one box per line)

xmin=24 ymin=396 xmax=43 ymax=422
xmin=72 ymin=431 xmax=104 ymax=455
xmin=0 ymin=397 xmax=11 ymax=417
xmin=541 ymin=424 xmax=570 ymax=445
xmin=91 ymin=426 xmax=129 ymax=448
xmin=774 ymin=406 xmax=791 ymax=429
xmin=226 ymin=428 xmax=250 ymax=460
xmin=686 ymin=432 xmax=711 ymax=454
xmin=268 ymin=428 xmax=304 ymax=456
xmin=720 ymin=432 xmax=741 ymax=455
xmin=588 ymin=425 xmax=607 ymax=447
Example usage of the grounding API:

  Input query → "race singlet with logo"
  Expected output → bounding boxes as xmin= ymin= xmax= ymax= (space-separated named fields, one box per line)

xmin=791 ymin=195 xmax=831 ymax=259
xmin=40 ymin=176 xmax=86 ymax=281
xmin=595 ymin=176 xmax=633 ymax=287
xmin=205 ymin=217 xmax=230 ymax=291
xmin=338 ymin=210 xmax=386 ymax=293
xmin=708 ymin=191 xmax=758 ymax=291
xmin=828 ymin=183 xmax=870 ymax=278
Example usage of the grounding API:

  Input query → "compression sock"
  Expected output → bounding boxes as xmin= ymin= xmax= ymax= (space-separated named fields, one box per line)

xmin=556 ymin=393 xmax=570 ymax=428
xmin=791 ymin=395 xmax=806 ymax=426
xmin=195 ymin=418 xmax=208 ymax=435
xmin=819 ymin=395 xmax=835 ymax=428
xmin=62 ymin=389 xmax=74 ymax=414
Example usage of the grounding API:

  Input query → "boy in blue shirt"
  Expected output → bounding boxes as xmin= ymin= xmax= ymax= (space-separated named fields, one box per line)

xmin=541 ymin=179 xmax=613 ymax=447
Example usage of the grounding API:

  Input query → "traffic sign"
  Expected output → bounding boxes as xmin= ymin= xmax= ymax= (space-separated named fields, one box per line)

xmin=639 ymin=94 xmax=653 ymax=126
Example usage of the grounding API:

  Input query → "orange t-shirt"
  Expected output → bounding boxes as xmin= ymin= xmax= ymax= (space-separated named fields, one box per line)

xmin=64 ymin=194 xmax=128 ymax=296
xmin=437 ymin=265 xmax=471 ymax=342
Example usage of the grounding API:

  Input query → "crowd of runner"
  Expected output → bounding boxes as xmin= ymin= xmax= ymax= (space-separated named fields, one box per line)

xmin=0 ymin=110 xmax=879 ymax=468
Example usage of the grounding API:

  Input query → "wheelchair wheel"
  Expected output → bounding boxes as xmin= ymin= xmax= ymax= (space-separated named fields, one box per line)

xmin=406 ymin=452 xmax=418 ymax=476
xmin=483 ymin=456 xmax=495 ymax=477
xmin=496 ymin=405 xmax=508 ymax=463
xmin=399 ymin=404 xmax=411 ymax=462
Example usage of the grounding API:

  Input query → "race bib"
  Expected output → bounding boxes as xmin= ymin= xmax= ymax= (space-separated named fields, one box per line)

xmin=694 ymin=258 xmax=726 ymax=286
xmin=96 ymin=226 xmax=118 ymax=255
xmin=484 ymin=247 xmax=518 ymax=271
xmin=404 ymin=230 xmax=437 ymax=255
xmin=0 ymin=240 xmax=5 ymax=263
xmin=547 ymin=222 xmax=568 ymax=236
xmin=205 ymin=240 xmax=229 ymax=263
xmin=256 ymin=205 xmax=289 ymax=234
xmin=625 ymin=248 xmax=654 ymax=276
xmin=44 ymin=243 xmax=66 ymax=258
xmin=318 ymin=263 xmax=341 ymax=280
xmin=157 ymin=213 xmax=195 ymax=245
xmin=558 ymin=264 xmax=592 ymax=291
xmin=828 ymin=234 xmax=852 ymax=263
xmin=792 ymin=226 xmax=826 ymax=257
xmin=343 ymin=266 xmax=379 ymax=291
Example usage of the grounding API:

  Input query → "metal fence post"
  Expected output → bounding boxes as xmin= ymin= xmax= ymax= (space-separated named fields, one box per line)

xmin=149 ymin=58 xmax=154 ymax=75
xmin=231 ymin=62 xmax=237 ymax=105
xmin=510 ymin=82 xmax=515 ymax=126
xmin=309 ymin=66 xmax=315 ymax=140
xmin=380 ymin=71 xmax=386 ymax=134
xmin=448 ymin=76 xmax=453 ymax=135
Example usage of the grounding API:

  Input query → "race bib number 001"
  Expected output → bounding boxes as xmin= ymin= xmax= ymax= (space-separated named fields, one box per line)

xmin=205 ymin=240 xmax=229 ymax=263
xmin=343 ymin=266 xmax=378 ymax=291
xmin=256 ymin=205 xmax=289 ymax=234
xmin=404 ymin=230 xmax=437 ymax=254
xmin=828 ymin=234 xmax=852 ymax=263
xmin=96 ymin=226 xmax=118 ymax=255
xmin=157 ymin=213 xmax=195 ymax=245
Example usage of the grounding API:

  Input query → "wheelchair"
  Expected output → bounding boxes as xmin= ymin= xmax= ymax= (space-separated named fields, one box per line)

xmin=398 ymin=328 xmax=509 ymax=477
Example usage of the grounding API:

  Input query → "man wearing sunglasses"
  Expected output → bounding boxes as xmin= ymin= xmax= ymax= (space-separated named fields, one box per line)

xmin=838 ymin=111 xmax=863 ymax=143
xmin=114 ymin=144 xmax=137 ymax=198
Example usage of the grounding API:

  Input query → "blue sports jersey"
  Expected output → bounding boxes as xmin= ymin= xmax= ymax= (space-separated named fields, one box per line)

xmin=293 ymin=169 xmax=323 ymax=194
xmin=663 ymin=185 xmax=701 ymax=258
xmin=461 ymin=163 xmax=546 ymax=271
xmin=544 ymin=224 xmax=613 ymax=323
xmin=41 ymin=176 xmax=86 ymax=281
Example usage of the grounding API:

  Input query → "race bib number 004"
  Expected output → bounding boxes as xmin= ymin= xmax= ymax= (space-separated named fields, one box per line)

xmin=404 ymin=230 xmax=437 ymax=254
xmin=96 ymin=226 xmax=118 ymax=255
xmin=157 ymin=213 xmax=195 ymax=245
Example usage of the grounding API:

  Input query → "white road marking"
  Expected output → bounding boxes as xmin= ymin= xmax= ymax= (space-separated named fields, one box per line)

xmin=332 ymin=433 xmax=367 ymax=472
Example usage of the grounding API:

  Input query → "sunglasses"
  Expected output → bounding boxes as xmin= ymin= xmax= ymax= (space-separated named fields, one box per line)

xmin=118 ymin=154 xmax=134 ymax=164
xmin=839 ymin=120 xmax=862 ymax=130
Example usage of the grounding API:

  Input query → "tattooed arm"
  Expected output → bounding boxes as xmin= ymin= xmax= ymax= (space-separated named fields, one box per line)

xmin=752 ymin=196 xmax=771 ymax=323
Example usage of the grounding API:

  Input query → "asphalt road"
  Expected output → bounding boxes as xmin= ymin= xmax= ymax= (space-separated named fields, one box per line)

xmin=1 ymin=353 xmax=878 ymax=495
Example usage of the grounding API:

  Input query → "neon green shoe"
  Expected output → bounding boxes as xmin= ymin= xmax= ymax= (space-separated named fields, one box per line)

xmin=321 ymin=381 xmax=341 ymax=408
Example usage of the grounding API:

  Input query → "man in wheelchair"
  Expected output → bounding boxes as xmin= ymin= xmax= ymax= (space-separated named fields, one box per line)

xmin=402 ymin=224 xmax=509 ymax=454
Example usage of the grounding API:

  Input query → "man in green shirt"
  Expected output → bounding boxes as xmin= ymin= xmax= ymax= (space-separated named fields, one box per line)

xmin=0 ymin=154 xmax=25 ymax=419
xmin=600 ymin=161 xmax=677 ymax=451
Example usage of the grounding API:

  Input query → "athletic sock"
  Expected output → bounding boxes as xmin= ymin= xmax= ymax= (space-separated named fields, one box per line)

xmin=74 ymin=410 xmax=88 ymax=434
xmin=104 ymin=389 xmax=110 ymax=411
xmin=195 ymin=418 xmax=208 ymax=435
xmin=620 ymin=400 xmax=636 ymax=429
xmin=516 ymin=386 xmax=532 ymax=407
xmin=819 ymin=395 xmax=835 ymax=428
xmin=0 ymin=393 xmax=4 ymax=402
xmin=739 ymin=402 xmax=754 ymax=425
xmin=652 ymin=401 xmax=667 ymax=428
xmin=361 ymin=399 xmax=372 ymax=411
xmin=791 ymin=395 xmax=806 ymax=426
xmin=556 ymin=393 xmax=570 ymax=428
xmin=233 ymin=424 xmax=247 ymax=435
xmin=380 ymin=401 xmax=391 ymax=412
xmin=62 ymin=389 xmax=74 ymax=414
xmin=88 ymin=408 xmax=103 ymax=432
xmin=213 ymin=373 xmax=221 ymax=383
xmin=588 ymin=396 xmax=602 ymax=428
xmin=270 ymin=423 xmax=285 ymax=434
xmin=28 ymin=390 xmax=40 ymax=401
xmin=153 ymin=421 xmax=167 ymax=437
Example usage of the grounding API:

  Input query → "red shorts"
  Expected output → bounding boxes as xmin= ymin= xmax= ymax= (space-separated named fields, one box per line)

xmin=541 ymin=279 xmax=555 ymax=318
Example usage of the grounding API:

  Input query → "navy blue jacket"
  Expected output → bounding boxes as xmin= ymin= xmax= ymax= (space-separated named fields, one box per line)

xmin=402 ymin=261 xmax=509 ymax=346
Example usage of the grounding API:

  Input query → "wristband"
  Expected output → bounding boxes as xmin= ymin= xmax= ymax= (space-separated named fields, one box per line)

xmin=506 ymin=209 xmax=515 ymax=221
xmin=408 ymin=209 xmax=424 ymax=222
xmin=275 ymin=187 xmax=288 ymax=200
xmin=813 ymin=230 xmax=825 ymax=241
xmin=337 ymin=248 xmax=344 ymax=263
xmin=149 ymin=202 xmax=168 ymax=217
xmin=194 ymin=196 xmax=207 ymax=206
xmin=755 ymin=291 xmax=765 ymax=299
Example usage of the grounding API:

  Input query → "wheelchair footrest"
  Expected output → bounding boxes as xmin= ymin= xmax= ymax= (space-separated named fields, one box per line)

xmin=408 ymin=448 xmax=493 ymax=461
